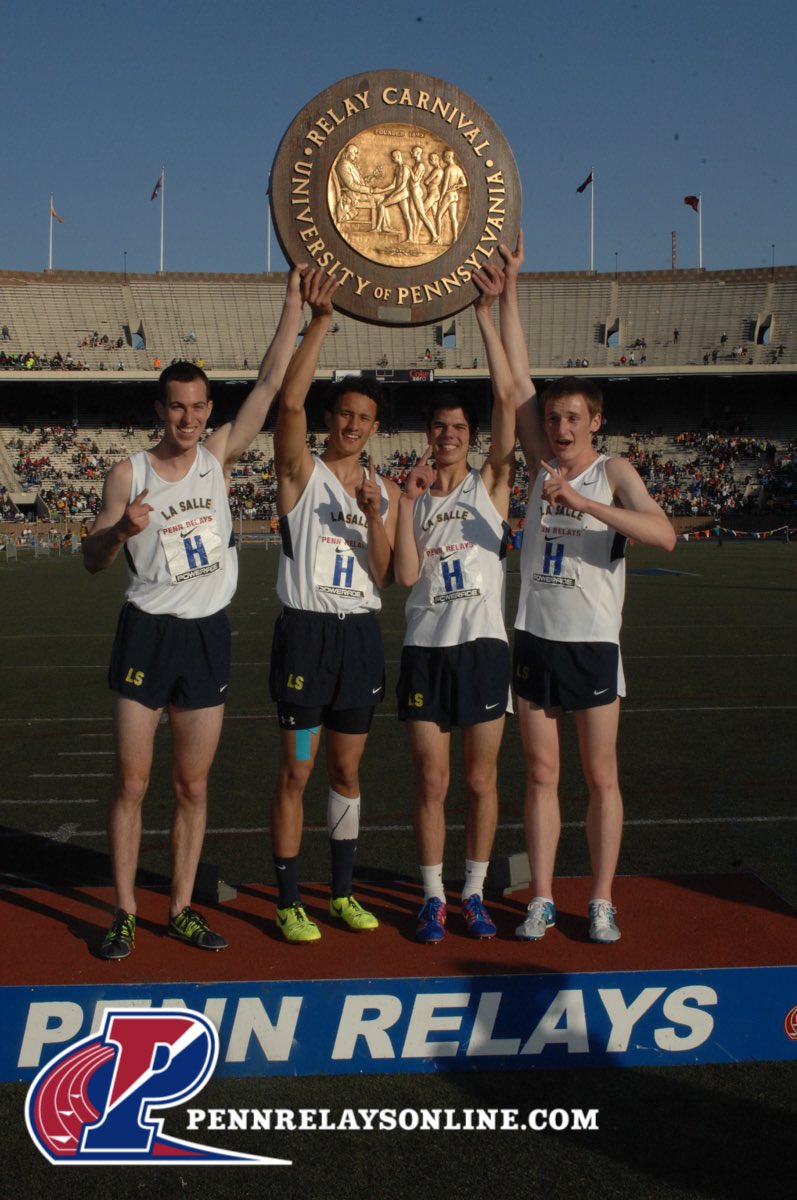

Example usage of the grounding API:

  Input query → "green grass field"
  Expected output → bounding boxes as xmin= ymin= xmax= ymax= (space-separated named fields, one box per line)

xmin=1 ymin=541 xmax=795 ymax=1197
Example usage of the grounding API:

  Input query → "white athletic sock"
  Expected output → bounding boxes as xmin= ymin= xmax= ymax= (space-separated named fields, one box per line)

xmin=420 ymin=864 xmax=445 ymax=903
xmin=462 ymin=859 xmax=489 ymax=901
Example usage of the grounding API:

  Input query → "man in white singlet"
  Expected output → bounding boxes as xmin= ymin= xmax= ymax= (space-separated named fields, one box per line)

xmin=393 ymin=264 xmax=518 ymax=944
xmin=83 ymin=267 xmax=306 ymax=960
xmin=269 ymin=268 xmax=401 ymax=944
xmin=499 ymin=233 xmax=676 ymax=944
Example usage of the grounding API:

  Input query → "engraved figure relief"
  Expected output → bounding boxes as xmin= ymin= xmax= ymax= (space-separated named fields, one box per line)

xmin=436 ymin=149 xmax=468 ymax=243
xmin=375 ymin=149 xmax=414 ymax=237
xmin=328 ymin=125 xmax=470 ymax=268
xmin=408 ymin=145 xmax=441 ymax=243
xmin=423 ymin=151 xmax=444 ymax=229
xmin=332 ymin=143 xmax=384 ymax=228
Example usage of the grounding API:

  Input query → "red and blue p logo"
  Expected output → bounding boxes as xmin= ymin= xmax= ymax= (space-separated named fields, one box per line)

xmin=25 ymin=1007 xmax=288 ymax=1166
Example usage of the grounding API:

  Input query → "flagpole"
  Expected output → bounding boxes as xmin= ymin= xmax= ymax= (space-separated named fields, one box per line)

xmin=590 ymin=168 xmax=595 ymax=272
xmin=266 ymin=174 xmax=272 ymax=273
xmin=48 ymin=193 xmax=54 ymax=271
xmin=159 ymin=166 xmax=165 ymax=273
xmin=698 ymin=192 xmax=703 ymax=269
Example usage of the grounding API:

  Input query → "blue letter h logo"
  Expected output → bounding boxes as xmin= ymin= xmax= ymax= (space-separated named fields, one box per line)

xmin=183 ymin=535 xmax=208 ymax=569
xmin=441 ymin=558 xmax=464 ymax=592
xmin=543 ymin=543 xmax=564 ymax=575
xmin=333 ymin=554 xmax=354 ymax=588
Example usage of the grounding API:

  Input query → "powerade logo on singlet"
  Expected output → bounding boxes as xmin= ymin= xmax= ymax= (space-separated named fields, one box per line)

xmin=160 ymin=516 xmax=224 ymax=584
xmin=314 ymin=535 xmax=367 ymax=598
xmin=432 ymin=548 xmax=480 ymax=603
xmin=534 ymin=508 xmax=582 ymax=588
xmin=25 ymin=1008 xmax=288 ymax=1167
xmin=176 ymin=531 xmax=213 ymax=579
xmin=533 ymin=540 xmax=575 ymax=588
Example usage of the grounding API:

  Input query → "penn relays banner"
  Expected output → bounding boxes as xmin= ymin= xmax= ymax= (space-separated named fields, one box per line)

xmin=6 ymin=966 xmax=797 ymax=1081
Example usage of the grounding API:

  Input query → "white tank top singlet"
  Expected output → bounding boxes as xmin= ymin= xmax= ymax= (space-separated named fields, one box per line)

xmin=515 ymin=455 xmax=626 ymax=643
xmin=276 ymin=456 xmax=388 ymax=615
xmin=404 ymin=468 xmax=509 ymax=648
xmin=124 ymin=445 xmax=237 ymax=618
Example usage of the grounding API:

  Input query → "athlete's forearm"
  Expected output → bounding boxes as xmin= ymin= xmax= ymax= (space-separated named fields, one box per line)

xmin=578 ymin=496 xmax=676 ymax=550
xmin=82 ymin=521 xmax=128 ymax=573
xmin=392 ymin=494 xmax=421 ymax=586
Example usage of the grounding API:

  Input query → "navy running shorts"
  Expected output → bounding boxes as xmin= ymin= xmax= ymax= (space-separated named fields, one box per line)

xmin=512 ymin=629 xmax=623 ymax=712
xmin=269 ymin=607 xmax=385 ymax=711
xmin=108 ymin=602 xmax=231 ymax=710
xmin=396 ymin=639 xmax=511 ymax=727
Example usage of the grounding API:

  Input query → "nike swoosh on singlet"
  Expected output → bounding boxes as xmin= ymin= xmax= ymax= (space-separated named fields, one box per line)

xmin=199 ymin=469 xmax=212 ymax=477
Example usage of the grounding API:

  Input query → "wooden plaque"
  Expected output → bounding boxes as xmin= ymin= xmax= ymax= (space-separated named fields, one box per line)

xmin=270 ymin=69 xmax=521 ymax=327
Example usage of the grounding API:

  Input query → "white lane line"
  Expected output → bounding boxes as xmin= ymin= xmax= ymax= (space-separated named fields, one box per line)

xmin=29 ymin=773 xmax=112 ymax=779
xmin=0 ymin=798 xmax=98 ymax=805
xmin=14 ymin=814 xmax=797 ymax=841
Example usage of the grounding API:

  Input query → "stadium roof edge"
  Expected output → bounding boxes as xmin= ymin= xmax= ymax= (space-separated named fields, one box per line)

xmin=1 ymin=265 xmax=796 ymax=285
xmin=2 ymin=365 xmax=795 ymax=385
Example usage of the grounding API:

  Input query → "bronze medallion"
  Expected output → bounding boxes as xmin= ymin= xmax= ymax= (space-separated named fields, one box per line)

xmin=270 ymin=70 xmax=521 ymax=326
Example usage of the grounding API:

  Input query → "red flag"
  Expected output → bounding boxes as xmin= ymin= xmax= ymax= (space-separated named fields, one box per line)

xmin=576 ymin=172 xmax=593 ymax=194
xmin=49 ymin=205 xmax=64 ymax=224
xmin=150 ymin=173 xmax=163 ymax=201
xmin=684 ymin=195 xmax=700 ymax=212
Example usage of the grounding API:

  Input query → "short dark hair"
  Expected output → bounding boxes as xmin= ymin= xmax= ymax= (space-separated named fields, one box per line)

xmin=158 ymin=361 xmax=211 ymax=404
xmin=426 ymin=394 xmax=479 ymax=439
xmin=323 ymin=374 xmax=385 ymax=419
xmin=540 ymin=376 xmax=603 ymax=419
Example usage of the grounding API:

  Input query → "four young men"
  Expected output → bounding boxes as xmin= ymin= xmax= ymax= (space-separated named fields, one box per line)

xmin=88 ymin=236 xmax=674 ymax=957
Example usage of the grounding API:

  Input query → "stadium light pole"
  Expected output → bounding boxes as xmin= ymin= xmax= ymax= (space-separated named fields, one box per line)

xmin=771 ymin=243 xmax=775 ymax=278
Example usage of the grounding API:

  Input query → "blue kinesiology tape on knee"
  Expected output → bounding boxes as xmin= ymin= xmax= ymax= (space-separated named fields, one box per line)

xmin=294 ymin=726 xmax=320 ymax=762
xmin=327 ymin=788 xmax=361 ymax=840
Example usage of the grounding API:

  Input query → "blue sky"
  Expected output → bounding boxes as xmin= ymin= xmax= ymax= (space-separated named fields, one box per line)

xmin=4 ymin=0 xmax=795 ymax=276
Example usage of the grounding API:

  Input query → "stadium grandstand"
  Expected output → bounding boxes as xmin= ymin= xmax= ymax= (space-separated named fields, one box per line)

xmin=1 ymin=264 xmax=795 ymax=538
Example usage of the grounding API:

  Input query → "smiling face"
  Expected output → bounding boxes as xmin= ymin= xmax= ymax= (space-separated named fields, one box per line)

xmin=324 ymin=391 xmax=379 ymax=457
xmin=427 ymin=405 xmax=474 ymax=467
xmin=542 ymin=393 xmax=602 ymax=469
xmin=155 ymin=378 xmax=212 ymax=453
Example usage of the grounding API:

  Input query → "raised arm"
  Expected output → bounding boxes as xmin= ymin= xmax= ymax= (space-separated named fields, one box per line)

xmin=274 ymin=269 xmax=340 ymax=514
xmin=393 ymin=448 xmax=435 ymax=587
xmin=471 ymin=263 xmax=518 ymax=508
xmin=355 ymin=456 xmax=400 ymax=590
xmin=498 ymin=231 xmax=543 ymax=468
xmin=206 ymin=264 xmax=306 ymax=472
xmin=81 ymin=458 xmax=152 ymax=574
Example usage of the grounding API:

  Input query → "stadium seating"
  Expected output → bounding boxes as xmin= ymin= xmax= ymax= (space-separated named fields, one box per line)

xmin=1 ymin=266 xmax=795 ymax=376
